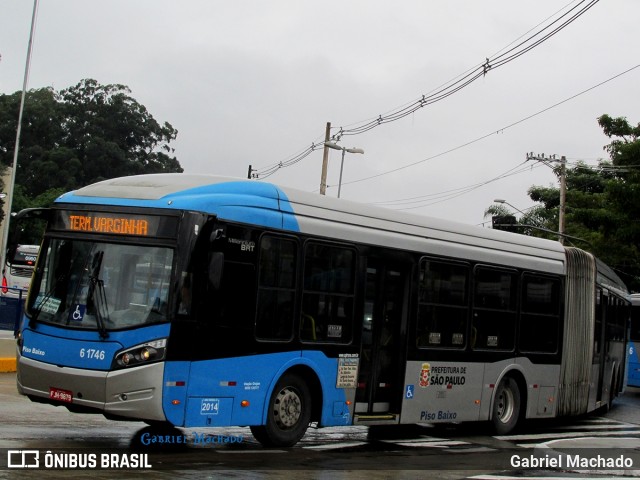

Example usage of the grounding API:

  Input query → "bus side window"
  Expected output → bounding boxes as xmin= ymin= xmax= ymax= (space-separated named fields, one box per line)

xmin=300 ymin=243 xmax=355 ymax=344
xmin=417 ymin=258 xmax=469 ymax=349
xmin=256 ymin=236 xmax=297 ymax=341
xmin=472 ymin=267 xmax=517 ymax=351
xmin=519 ymin=274 xmax=561 ymax=353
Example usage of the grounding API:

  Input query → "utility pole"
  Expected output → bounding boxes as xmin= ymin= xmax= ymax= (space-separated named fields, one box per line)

xmin=319 ymin=122 xmax=331 ymax=195
xmin=324 ymin=141 xmax=364 ymax=198
xmin=2 ymin=0 xmax=39 ymax=270
xmin=558 ymin=156 xmax=566 ymax=245
xmin=526 ymin=153 xmax=567 ymax=245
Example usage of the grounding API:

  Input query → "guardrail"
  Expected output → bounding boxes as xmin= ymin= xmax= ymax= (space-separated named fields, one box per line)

xmin=0 ymin=288 xmax=26 ymax=335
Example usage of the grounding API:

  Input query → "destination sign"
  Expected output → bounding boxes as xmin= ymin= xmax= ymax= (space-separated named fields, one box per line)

xmin=52 ymin=211 xmax=176 ymax=238
xmin=68 ymin=214 xmax=149 ymax=235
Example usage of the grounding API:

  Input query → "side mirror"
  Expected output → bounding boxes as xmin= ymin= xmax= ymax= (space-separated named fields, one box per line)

xmin=210 ymin=228 xmax=225 ymax=243
xmin=208 ymin=252 xmax=224 ymax=290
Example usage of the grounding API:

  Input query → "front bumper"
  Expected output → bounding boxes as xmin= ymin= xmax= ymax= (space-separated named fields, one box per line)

xmin=17 ymin=355 xmax=166 ymax=422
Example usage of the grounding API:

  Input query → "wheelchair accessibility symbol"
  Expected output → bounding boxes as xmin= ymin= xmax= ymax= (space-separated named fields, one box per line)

xmin=69 ymin=304 xmax=86 ymax=323
xmin=405 ymin=384 xmax=415 ymax=399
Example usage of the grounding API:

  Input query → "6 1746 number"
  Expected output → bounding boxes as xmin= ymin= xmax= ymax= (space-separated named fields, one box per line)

xmin=79 ymin=348 xmax=106 ymax=360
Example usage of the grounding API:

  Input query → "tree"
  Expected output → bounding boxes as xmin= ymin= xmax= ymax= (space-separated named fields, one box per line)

xmin=489 ymin=115 xmax=640 ymax=290
xmin=484 ymin=201 xmax=553 ymax=238
xmin=0 ymin=79 xmax=183 ymax=221
xmin=596 ymin=114 xmax=640 ymax=290
xmin=527 ymin=161 xmax=622 ymax=246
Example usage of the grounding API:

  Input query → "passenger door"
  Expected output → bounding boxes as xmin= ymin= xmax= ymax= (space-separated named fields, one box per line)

xmin=356 ymin=259 xmax=409 ymax=416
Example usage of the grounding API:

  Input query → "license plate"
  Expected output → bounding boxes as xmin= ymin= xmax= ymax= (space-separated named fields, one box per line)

xmin=49 ymin=387 xmax=73 ymax=403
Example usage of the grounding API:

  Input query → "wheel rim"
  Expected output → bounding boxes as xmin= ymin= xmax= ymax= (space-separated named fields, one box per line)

xmin=496 ymin=384 xmax=515 ymax=424
xmin=273 ymin=386 xmax=302 ymax=429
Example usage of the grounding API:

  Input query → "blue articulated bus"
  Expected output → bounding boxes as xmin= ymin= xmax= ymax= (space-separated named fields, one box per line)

xmin=17 ymin=174 xmax=629 ymax=446
xmin=627 ymin=294 xmax=640 ymax=388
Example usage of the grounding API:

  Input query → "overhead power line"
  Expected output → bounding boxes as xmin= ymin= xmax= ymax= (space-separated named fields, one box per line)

xmin=250 ymin=0 xmax=601 ymax=179
xmin=248 ymin=143 xmax=320 ymax=180
xmin=374 ymin=161 xmax=545 ymax=211
xmin=331 ymin=0 xmax=600 ymax=140
xmin=353 ymin=58 xmax=639 ymax=209
xmin=341 ymin=63 xmax=640 ymax=189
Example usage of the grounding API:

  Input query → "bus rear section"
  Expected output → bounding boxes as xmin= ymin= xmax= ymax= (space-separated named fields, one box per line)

xmin=2 ymin=244 xmax=39 ymax=299
xmin=628 ymin=294 xmax=640 ymax=388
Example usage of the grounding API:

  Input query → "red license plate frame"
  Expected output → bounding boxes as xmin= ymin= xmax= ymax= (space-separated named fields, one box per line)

xmin=49 ymin=387 xmax=73 ymax=403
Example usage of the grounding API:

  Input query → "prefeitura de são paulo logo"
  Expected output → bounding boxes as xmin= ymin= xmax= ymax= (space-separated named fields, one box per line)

xmin=419 ymin=362 xmax=431 ymax=387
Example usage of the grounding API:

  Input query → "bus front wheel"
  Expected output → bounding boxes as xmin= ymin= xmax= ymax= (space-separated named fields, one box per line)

xmin=250 ymin=373 xmax=312 ymax=447
xmin=492 ymin=376 xmax=521 ymax=435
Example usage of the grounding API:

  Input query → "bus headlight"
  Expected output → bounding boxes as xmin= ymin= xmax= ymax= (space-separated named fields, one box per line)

xmin=113 ymin=338 xmax=167 ymax=369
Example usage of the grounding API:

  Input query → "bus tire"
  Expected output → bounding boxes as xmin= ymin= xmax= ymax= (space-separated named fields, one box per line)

xmin=250 ymin=373 xmax=312 ymax=447
xmin=492 ymin=376 xmax=521 ymax=435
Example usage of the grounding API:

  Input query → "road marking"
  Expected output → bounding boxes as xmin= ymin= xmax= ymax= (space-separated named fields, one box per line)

xmin=386 ymin=440 xmax=469 ymax=448
xmin=470 ymin=476 xmax=618 ymax=480
xmin=547 ymin=423 xmax=636 ymax=431
xmin=495 ymin=418 xmax=640 ymax=442
xmin=303 ymin=441 xmax=368 ymax=450
xmin=377 ymin=436 xmax=449 ymax=444
xmin=216 ymin=449 xmax=287 ymax=454
xmin=499 ymin=429 xmax=640 ymax=445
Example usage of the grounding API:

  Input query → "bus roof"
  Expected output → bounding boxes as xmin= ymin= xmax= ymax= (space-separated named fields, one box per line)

xmin=59 ymin=173 xmax=566 ymax=273
xmin=595 ymin=257 xmax=629 ymax=298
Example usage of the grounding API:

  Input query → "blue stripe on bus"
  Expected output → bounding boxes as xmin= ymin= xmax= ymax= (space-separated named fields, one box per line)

xmin=57 ymin=180 xmax=301 ymax=232
xmin=20 ymin=323 xmax=170 ymax=370
xmin=162 ymin=351 xmax=350 ymax=428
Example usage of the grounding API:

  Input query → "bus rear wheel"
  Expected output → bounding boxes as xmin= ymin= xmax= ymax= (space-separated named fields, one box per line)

xmin=492 ymin=376 xmax=521 ymax=435
xmin=250 ymin=373 xmax=311 ymax=447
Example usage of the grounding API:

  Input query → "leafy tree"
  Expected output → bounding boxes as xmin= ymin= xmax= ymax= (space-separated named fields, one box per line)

xmin=484 ymin=201 xmax=552 ymax=238
xmin=596 ymin=114 xmax=640 ymax=290
xmin=0 ymin=79 xmax=182 ymax=223
xmin=528 ymin=161 xmax=622 ymax=245
xmin=487 ymin=115 xmax=640 ymax=290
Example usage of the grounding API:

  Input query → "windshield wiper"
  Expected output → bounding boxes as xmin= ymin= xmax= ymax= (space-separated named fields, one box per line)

xmin=85 ymin=251 xmax=110 ymax=339
xmin=89 ymin=276 xmax=110 ymax=339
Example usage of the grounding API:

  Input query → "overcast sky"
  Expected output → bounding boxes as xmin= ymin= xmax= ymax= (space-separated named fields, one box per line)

xmin=2 ymin=0 xmax=639 ymax=225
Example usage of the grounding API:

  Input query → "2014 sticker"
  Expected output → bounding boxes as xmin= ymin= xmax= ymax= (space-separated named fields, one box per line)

xmin=200 ymin=398 xmax=220 ymax=415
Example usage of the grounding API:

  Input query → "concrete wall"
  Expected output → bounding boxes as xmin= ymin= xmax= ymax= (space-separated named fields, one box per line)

xmin=0 ymin=332 xmax=16 ymax=372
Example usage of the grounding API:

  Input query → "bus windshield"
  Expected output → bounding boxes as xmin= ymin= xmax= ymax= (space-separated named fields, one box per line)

xmin=27 ymin=238 xmax=174 ymax=331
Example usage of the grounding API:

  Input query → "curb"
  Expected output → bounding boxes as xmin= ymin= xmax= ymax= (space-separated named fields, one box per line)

xmin=0 ymin=357 xmax=16 ymax=373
